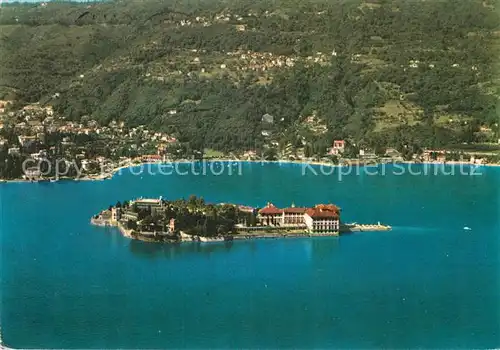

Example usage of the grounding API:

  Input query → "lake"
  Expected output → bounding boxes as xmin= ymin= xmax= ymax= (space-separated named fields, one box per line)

xmin=1 ymin=162 xmax=499 ymax=348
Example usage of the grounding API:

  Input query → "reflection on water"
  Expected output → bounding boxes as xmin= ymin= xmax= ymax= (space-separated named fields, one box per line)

xmin=128 ymin=239 xmax=236 ymax=259
xmin=309 ymin=236 xmax=341 ymax=262
xmin=128 ymin=236 xmax=342 ymax=262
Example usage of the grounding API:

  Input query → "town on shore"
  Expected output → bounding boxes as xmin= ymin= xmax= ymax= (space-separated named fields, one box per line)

xmin=0 ymin=103 xmax=499 ymax=183
xmin=91 ymin=196 xmax=391 ymax=243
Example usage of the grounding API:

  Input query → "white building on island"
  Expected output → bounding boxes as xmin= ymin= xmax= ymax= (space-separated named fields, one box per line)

xmin=257 ymin=203 xmax=340 ymax=234
xmin=304 ymin=205 xmax=340 ymax=234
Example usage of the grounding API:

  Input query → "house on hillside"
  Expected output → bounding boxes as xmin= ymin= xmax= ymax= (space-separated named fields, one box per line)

xmin=329 ymin=140 xmax=345 ymax=155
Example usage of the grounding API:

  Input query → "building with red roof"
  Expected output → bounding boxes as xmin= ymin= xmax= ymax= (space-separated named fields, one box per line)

xmin=257 ymin=203 xmax=340 ymax=233
xmin=329 ymin=140 xmax=345 ymax=155
xmin=258 ymin=203 xmax=283 ymax=215
xmin=141 ymin=154 xmax=163 ymax=162
xmin=282 ymin=206 xmax=308 ymax=224
xmin=258 ymin=203 xmax=283 ymax=226
xmin=304 ymin=205 xmax=340 ymax=234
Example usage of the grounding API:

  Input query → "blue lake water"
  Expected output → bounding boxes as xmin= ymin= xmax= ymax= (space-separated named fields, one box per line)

xmin=1 ymin=162 xmax=499 ymax=348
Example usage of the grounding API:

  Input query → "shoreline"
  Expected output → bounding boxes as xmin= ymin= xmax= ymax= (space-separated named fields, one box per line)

xmin=0 ymin=327 xmax=11 ymax=350
xmin=91 ymin=218 xmax=391 ymax=244
xmin=90 ymin=203 xmax=391 ymax=245
xmin=1 ymin=158 xmax=499 ymax=184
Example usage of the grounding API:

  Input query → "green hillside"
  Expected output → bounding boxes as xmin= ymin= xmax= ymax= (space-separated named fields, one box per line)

xmin=1 ymin=0 xmax=499 ymax=154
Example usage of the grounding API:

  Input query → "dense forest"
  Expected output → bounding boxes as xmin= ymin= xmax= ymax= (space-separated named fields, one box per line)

xmin=1 ymin=0 xmax=499 ymax=154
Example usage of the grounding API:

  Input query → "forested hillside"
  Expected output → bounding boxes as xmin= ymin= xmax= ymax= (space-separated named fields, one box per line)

xmin=1 ymin=0 xmax=499 ymax=154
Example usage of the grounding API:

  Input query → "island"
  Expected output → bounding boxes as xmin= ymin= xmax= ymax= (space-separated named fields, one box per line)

xmin=91 ymin=196 xmax=391 ymax=243
xmin=2 ymin=0 xmax=500 ymax=183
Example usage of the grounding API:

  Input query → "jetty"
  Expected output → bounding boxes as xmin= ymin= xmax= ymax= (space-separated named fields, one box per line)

xmin=342 ymin=222 xmax=392 ymax=232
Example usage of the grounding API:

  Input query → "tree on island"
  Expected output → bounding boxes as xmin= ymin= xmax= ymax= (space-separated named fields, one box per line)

xmin=131 ymin=203 xmax=138 ymax=213
xmin=126 ymin=220 xmax=137 ymax=230
xmin=188 ymin=194 xmax=205 ymax=208
xmin=141 ymin=215 xmax=154 ymax=227
xmin=248 ymin=213 xmax=257 ymax=227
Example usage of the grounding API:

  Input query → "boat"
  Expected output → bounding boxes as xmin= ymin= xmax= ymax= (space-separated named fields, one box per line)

xmin=50 ymin=179 xmax=58 ymax=183
xmin=463 ymin=226 xmax=472 ymax=231
xmin=199 ymin=236 xmax=224 ymax=243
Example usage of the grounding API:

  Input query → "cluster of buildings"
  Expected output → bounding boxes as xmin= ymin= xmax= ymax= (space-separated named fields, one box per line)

xmin=303 ymin=113 xmax=328 ymax=135
xmin=172 ymin=11 xmax=246 ymax=28
xmin=189 ymin=50 xmax=335 ymax=75
xmin=420 ymin=149 xmax=486 ymax=164
xmin=402 ymin=60 xmax=480 ymax=72
xmin=0 ymin=102 xmax=178 ymax=178
xmin=325 ymin=140 xmax=491 ymax=164
xmin=255 ymin=203 xmax=341 ymax=234
xmin=173 ymin=9 xmax=307 ymax=29
xmin=98 ymin=198 xmax=177 ymax=238
xmin=96 ymin=197 xmax=341 ymax=236
xmin=151 ymin=48 xmax=339 ymax=81
xmin=223 ymin=50 xmax=298 ymax=72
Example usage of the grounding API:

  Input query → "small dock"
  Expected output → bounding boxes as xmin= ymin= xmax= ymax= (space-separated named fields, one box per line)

xmin=341 ymin=222 xmax=392 ymax=232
